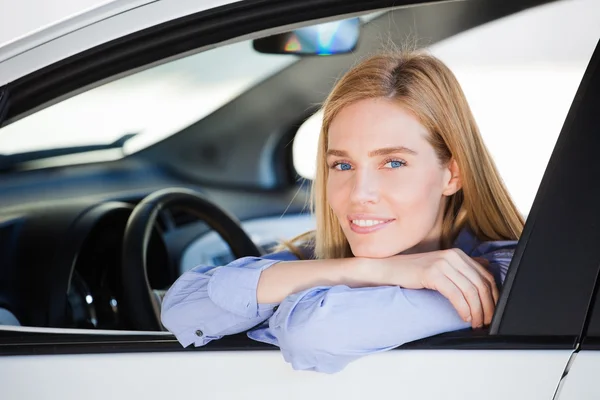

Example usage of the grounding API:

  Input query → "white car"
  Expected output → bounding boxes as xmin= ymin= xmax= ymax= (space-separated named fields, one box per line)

xmin=0 ymin=0 xmax=599 ymax=399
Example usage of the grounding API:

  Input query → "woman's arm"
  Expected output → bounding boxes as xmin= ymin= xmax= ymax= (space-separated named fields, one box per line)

xmin=160 ymin=251 xmax=384 ymax=347
xmin=160 ymin=256 xmax=282 ymax=347
xmin=162 ymin=247 xmax=500 ymax=347
xmin=252 ymin=248 xmax=513 ymax=374
xmin=256 ymin=256 xmax=391 ymax=303
xmin=257 ymin=249 xmax=499 ymax=328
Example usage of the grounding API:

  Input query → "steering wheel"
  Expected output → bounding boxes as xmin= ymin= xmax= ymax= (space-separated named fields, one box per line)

xmin=121 ymin=187 xmax=262 ymax=331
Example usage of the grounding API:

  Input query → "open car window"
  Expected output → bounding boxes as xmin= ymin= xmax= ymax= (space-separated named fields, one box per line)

xmin=0 ymin=0 xmax=598 ymax=349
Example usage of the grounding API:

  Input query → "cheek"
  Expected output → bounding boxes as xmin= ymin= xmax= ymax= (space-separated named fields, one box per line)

xmin=384 ymin=168 xmax=445 ymax=210
xmin=326 ymin=174 xmax=347 ymax=212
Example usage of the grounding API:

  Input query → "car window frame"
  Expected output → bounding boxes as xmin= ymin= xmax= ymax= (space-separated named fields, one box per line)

xmin=490 ymin=37 xmax=600 ymax=340
xmin=0 ymin=0 xmax=598 ymax=356
xmin=573 ymin=38 xmax=600 ymax=351
xmin=579 ymin=46 xmax=600 ymax=343
xmin=582 ymin=288 xmax=600 ymax=348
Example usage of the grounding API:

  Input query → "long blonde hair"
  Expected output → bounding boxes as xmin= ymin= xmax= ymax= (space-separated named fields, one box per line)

xmin=291 ymin=50 xmax=523 ymax=259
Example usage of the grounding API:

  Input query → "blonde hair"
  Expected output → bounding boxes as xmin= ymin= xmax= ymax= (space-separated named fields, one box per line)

xmin=290 ymin=50 xmax=524 ymax=259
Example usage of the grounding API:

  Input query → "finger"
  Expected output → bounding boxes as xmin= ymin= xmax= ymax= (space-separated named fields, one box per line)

xmin=460 ymin=254 xmax=495 ymax=290
xmin=432 ymin=275 xmax=472 ymax=324
xmin=452 ymin=256 xmax=496 ymax=325
xmin=469 ymin=257 xmax=500 ymax=306
xmin=451 ymin=251 xmax=498 ymax=315
xmin=440 ymin=264 xmax=486 ymax=328
xmin=472 ymin=257 xmax=500 ymax=304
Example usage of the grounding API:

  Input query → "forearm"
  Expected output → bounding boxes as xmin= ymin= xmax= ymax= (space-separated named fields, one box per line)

xmin=256 ymin=257 xmax=393 ymax=304
xmin=256 ymin=252 xmax=432 ymax=304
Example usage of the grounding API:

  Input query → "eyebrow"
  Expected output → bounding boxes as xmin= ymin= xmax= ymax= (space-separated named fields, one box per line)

xmin=326 ymin=146 xmax=418 ymax=158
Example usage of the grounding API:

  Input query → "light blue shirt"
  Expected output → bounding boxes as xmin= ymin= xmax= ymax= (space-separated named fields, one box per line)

xmin=161 ymin=230 xmax=517 ymax=373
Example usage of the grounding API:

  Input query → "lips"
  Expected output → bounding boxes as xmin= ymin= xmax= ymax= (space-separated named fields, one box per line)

xmin=347 ymin=215 xmax=395 ymax=234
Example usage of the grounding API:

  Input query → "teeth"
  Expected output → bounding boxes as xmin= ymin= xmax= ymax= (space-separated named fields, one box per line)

xmin=352 ymin=219 xmax=386 ymax=227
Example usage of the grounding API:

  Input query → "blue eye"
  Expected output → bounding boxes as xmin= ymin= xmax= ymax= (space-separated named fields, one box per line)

xmin=334 ymin=162 xmax=352 ymax=171
xmin=384 ymin=160 xmax=406 ymax=169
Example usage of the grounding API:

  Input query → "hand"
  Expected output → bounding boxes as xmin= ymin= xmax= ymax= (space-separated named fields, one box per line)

xmin=421 ymin=249 xmax=498 ymax=328
xmin=381 ymin=249 xmax=499 ymax=329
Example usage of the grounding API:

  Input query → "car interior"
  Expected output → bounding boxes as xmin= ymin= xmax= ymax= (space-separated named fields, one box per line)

xmin=0 ymin=0 xmax=597 ymax=339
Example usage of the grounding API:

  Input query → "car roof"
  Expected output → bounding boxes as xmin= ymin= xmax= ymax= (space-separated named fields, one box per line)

xmin=0 ymin=0 xmax=242 ymax=85
xmin=0 ymin=0 xmax=140 ymax=49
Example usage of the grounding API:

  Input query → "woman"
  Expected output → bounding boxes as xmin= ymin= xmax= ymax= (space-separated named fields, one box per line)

xmin=161 ymin=50 xmax=523 ymax=373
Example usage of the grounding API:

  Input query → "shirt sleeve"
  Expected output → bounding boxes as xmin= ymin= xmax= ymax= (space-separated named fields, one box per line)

xmin=471 ymin=239 xmax=518 ymax=284
xmin=251 ymin=285 xmax=470 ymax=374
xmin=252 ymin=239 xmax=519 ymax=374
xmin=161 ymin=253 xmax=295 ymax=348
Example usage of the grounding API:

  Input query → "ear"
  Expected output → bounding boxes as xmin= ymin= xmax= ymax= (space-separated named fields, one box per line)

xmin=442 ymin=159 xmax=462 ymax=196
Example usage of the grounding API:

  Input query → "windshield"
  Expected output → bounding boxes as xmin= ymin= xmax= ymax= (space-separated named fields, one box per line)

xmin=0 ymin=40 xmax=297 ymax=158
xmin=0 ymin=11 xmax=382 ymax=167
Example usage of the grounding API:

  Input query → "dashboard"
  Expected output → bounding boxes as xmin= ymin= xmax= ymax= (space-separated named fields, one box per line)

xmin=180 ymin=213 xmax=315 ymax=273
xmin=0 ymin=187 xmax=313 ymax=331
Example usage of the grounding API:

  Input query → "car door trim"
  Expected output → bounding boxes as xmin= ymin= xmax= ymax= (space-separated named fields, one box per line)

xmin=490 ymin=38 xmax=600 ymax=338
xmin=0 ymin=329 xmax=577 ymax=356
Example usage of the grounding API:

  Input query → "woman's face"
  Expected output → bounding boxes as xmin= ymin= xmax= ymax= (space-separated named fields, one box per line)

xmin=326 ymin=98 xmax=460 ymax=258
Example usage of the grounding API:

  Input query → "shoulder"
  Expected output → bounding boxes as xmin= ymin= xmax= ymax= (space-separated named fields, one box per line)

xmin=454 ymin=228 xmax=517 ymax=263
xmin=471 ymin=240 xmax=518 ymax=260
xmin=454 ymin=229 xmax=518 ymax=284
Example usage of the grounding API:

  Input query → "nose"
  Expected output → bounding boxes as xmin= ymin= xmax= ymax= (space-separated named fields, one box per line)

xmin=349 ymin=168 xmax=379 ymax=205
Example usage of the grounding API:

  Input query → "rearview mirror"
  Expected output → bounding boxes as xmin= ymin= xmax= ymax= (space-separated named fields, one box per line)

xmin=253 ymin=18 xmax=360 ymax=56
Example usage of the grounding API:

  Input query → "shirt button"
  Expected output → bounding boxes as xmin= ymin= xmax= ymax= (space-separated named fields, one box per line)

xmin=195 ymin=329 xmax=203 ymax=337
xmin=273 ymin=306 xmax=278 ymax=312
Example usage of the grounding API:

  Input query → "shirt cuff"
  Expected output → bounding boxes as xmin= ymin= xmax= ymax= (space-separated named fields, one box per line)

xmin=172 ymin=328 xmax=209 ymax=348
xmin=207 ymin=257 xmax=281 ymax=318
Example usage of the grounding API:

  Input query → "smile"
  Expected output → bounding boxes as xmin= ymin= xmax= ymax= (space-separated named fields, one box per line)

xmin=348 ymin=217 xmax=395 ymax=234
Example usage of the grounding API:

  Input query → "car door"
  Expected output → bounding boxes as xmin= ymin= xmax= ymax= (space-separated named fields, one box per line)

xmin=558 ymin=294 xmax=600 ymax=400
xmin=0 ymin=1 xmax=598 ymax=399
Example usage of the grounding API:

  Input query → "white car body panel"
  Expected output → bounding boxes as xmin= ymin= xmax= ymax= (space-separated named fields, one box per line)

xmin=0 ymin=0 xmax=153 ymax=61
xmin=556 ymin=352 xmax=600 ymax=400
xmin=0 ymin=345 xmax=572 ymax=400
xmin=0 ymin=0 xmax=242 ymax=86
